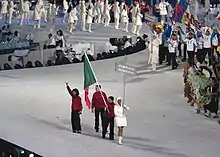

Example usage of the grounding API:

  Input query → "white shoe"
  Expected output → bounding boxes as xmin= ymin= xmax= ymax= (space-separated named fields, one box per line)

xmin=33 ymin=25 xmax=36 ymax=28
xmin=88 ymin=30 xmax=92 ymax=33
xmin=118 ymin=136 xmax=122 ymax=145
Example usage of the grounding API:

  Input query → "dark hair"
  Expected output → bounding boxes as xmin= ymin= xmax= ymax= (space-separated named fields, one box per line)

xmin=108 ymin=96 xmax=114 ymax=101
xmin=72 ymin=88 xmax=79 ymax=95
xmin=96 ymin=85 xmax=101 ymax=89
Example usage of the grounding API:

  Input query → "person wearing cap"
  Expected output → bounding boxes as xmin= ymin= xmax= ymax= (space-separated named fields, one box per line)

xmin=114 ymin=97 xmax=130 ymax=145
xmin=102 ymin=96 xmax=115 ymax=140
xmin=184 ymin=32 xmax=197 ymax=66
xmin=92 ymin=85 xmax=108 ymax=132
xmin=66 ymin=83 xmax=83 ymax=133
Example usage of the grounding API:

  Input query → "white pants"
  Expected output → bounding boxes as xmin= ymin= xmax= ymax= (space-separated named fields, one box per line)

xmin=152 ymin=62 xmax=156 ymax=71
xmin=123 ymin=22 xmax=128 ymax=32
xmin=8 ymin=11 xmax=13 ymax=24
xmin=34 ymin=20 xmax=41 ymax=28
xmin=20 ymin=12 xmax=30 ymax=25
xmin=104 ymin=13 xmax=110 ymax=26
xmin=115 ymin=17 xmax=119 ymax=29
xmin=131 ymin=17 xmax=136 ymax=33
xmin=135 ymin=25 xmax=142 ymax=35
xmin=87 ymin=23 xmax=92 ymax=32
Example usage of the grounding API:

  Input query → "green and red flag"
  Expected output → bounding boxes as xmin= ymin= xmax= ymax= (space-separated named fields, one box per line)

xmin=84 ymin=53 xmax=97 ymax=109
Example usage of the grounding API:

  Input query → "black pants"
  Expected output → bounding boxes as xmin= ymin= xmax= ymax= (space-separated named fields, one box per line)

xmin=203 ymin=48 xmax=212 ymax=65
xmin=159 ymin=45 xmax=165 ymax=64
xmin=71 ymin=110 xmax=81 ymax=132
xmin=196 ymin=49 xmax=204 ymax=63
xmin=178 ymin=42 xmax=182 ymax=57
xmin=169 ymin=53 xmax=178 ymax=69
xmin=183 ymin=44 xmax=187 ymax=60
xmin=212 ymin=46 xmax=219 ymax=59
xmin=94 ymin=108 xmax=105 ymax=131
xmin=102 ymin=114 xmax=114 ymax=139
xmin=187 ymin=51 xmax=195 ymax=66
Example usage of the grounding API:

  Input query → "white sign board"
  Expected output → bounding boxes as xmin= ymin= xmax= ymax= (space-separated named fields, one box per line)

xmin=116 ymin=63 xmax=137 ymax=76
xmin=145 ymin=14 xmax=156 ymax=22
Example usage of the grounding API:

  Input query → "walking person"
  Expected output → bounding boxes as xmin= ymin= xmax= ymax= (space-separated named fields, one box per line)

xmin=92 ymin=85 xmax=108 ymax=132
xmin=202 ymin=28 xmax=212 ymax=65
xmin=184 ymin=32 xmax=197 ymax=66
xmin=114 ymin=97 xmax=130 ymax=145
xmin=102 ymin=96 xmax=115 ymax=140
xmin=121 ymin=5 xmax=129 ymax=32
xmin=66 ymin=83 xmax=83 ymax=133
xmin=113 ymin=1 xmax=120 ymax=29
xmin=67 ymin=3 xmax=77 ymax=34
xmin=134 ymin=8 xmax=143 ymax=36
xmin=86 ymin=4 xmax=94 ymax=33
xmin=168 ymin=33 xmax=178 ymax=69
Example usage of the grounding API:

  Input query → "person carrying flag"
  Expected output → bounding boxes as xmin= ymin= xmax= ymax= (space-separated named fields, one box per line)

xmin=92 ymin=85 xmax=108 ymax=132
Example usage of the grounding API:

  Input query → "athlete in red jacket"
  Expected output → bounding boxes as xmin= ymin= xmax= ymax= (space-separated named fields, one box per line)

xmin=92 ymin=85 xmax=108 ymax=132
xmin=66 ymin=83 xmax=83 ymax=133
xmin=102 ymin=96 xmax=115 ymax=140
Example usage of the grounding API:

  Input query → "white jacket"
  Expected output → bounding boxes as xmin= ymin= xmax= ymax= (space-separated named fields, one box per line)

xmin=113 ymin=2 xmax=120 ymax=19
xmin=159 ymin=2 xmax=169 ymax=15
xmin=121 ymin=9 xmax=128 ymax=23
xmin=1 ymin=0 xmax=8 ymax=14
xmin=114 ymin=103 xmax=130 ymax=127
xmin=68 ymin=8 xmax=77 ymax=23
xmin=168 ymin=39 xmax=178 ymax=53
xmin=23 ymin=1 xmax=31 ymax=12
xmin=135 ymin=12 xmax=143 ymax=26
xmin=151 ymin=36 xmax=160 ymax=64
xmin=87 ymin=8 xmax=93 ymax=24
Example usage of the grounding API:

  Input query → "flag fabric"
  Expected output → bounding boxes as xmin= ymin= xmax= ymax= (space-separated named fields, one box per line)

xmin=217 ymin=12 xmax=220 ymax=21
xmin=84 ymin=53 xmax=97 ymax=109
xmin=173 ymin=0 xmax=189 ymax=23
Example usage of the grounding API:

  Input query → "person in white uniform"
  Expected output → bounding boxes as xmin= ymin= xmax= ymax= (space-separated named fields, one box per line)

xmin=34 ymin=0 xmax=42 ymax=28
xmin=121 ymin=5 xmax=129 ymax=32
xmin=63 ymin=0 xmax=69 ymax=23
xmin=120 ymin=1 xmax=125 ymax=28
xmin=97 ymin=0 xmax=104 ymax=23
xmin=8 ymin=0 xmax=16 ymax=24
xmin=114 ymin=97 xmax=130 ymax=145
xmin=1 ymin=0 xmax=9 ymax=21
xmin=131 ymin=2 xmax=139 ymax=34
xmin=68 ymin=4 xmax=77 ymax=34
xmin=86 ymin=4 xmax=94 ymax=33
xmin=159 ymin=0 xmax=169 ymax=25
xmin=149 ymin=34 xmax=160 ymax=71
xmin=39 ymin=0 xmax=47 ymax=23
xmin=134 ymin=8 xmax=143 ymax=36
xmin=113 ymin=1 xmax=120 ymax=29
xmin=104 ymin=0 xmax=112 ymax=27
xmin=80 ymin=0 xmax=87 ymax=31
xmin=20 ymin=0 xmax=31 ymax=25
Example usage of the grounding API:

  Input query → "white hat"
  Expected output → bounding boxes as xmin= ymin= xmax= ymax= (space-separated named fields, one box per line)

xmin=117 ymin=97 xmax=122 ymax=101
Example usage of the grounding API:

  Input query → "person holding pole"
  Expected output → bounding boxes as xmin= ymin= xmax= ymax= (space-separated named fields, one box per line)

xmin=92 ymin=85 xmax=108 ymax=132
xmin=114 ymin=97 xmax=130 ymax=145
xmin=66 ymin=83 xmax=83 ymax=133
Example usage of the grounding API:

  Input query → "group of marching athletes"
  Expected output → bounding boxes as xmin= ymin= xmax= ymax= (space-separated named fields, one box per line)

xmin=150 ymin=21 xmax=220 ymax=71
xmin=64 ymin=0 xmax=147 ymax=35
xmin=65 ymin=83 xmax=130 ymax=145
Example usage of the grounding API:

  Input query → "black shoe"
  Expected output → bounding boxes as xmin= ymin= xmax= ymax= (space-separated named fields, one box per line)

xmin=77 ymin=130 xmax=81 ymax=134
xmin=95 ymin=130 xmax=99 ymax=132
xmin=109 ymin=137 xmax=114 ymax=140
xmin=73 ymin=130 xmax=77 ymax=133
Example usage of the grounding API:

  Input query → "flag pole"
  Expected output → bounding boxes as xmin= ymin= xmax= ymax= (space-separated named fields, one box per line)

xmin=84 ymin=52 xmax=110 ymax=113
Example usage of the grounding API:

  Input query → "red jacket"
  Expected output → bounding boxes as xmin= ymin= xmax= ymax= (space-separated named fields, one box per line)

xmin=92 ymin=91 xmax=107 ymax=109
xmin=67 ymin=86 xmax=83 ymax=111
xmin=106 ymin=102 xmax=115 ymax=118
